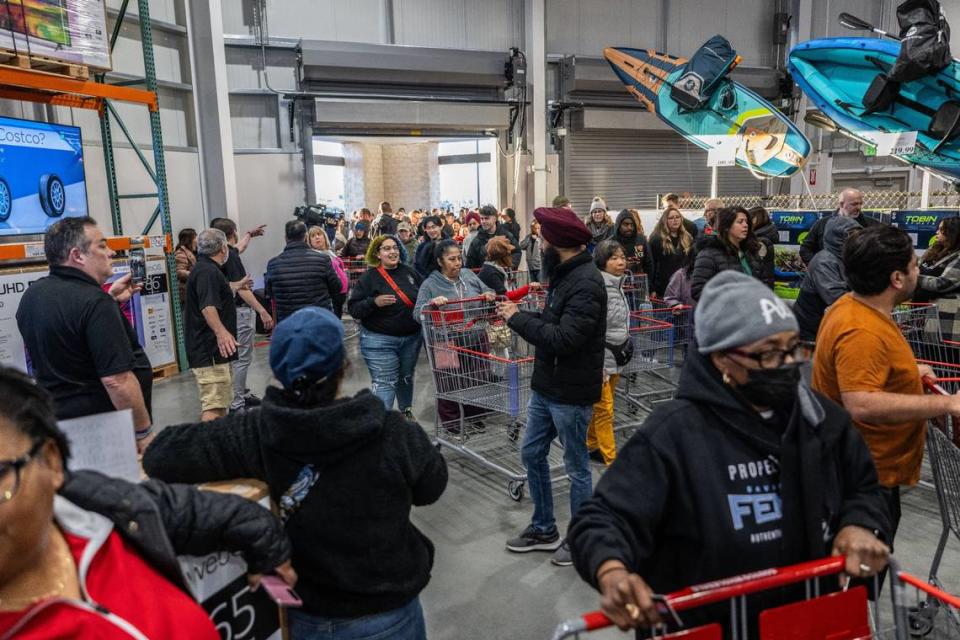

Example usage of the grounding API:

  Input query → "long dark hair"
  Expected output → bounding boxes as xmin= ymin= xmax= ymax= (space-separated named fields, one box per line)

xmin=715 ymin=207 xmax=760 ymax=255
xmin=922 ymin=217 xmax=960 ymax=264
xmin=176 ymin=228 xmax=197 ymax=253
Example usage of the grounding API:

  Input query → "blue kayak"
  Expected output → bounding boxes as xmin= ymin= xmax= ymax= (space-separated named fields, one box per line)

xmin=604 ymin=46 xmax=810 ymax=178
xmin=789 ymin=37 xmax=960 ymax=182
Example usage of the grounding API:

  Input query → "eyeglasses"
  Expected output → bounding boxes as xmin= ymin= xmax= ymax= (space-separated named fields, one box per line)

xmin=0 ymin=440 xmax=44 ymax=504
xmin=729 ymin=341 xmax=815 ymax=370
xmin=380 ymin=245 xmax=399 ymax=253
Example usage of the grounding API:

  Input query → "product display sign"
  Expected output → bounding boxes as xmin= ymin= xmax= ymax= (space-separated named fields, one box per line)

xmin=769 ymin=210 xmax=821 ymax=245
xmin=111 ymin=259 xmax=177 ymax=369
xmin=179 ymin=496 xmax=282 ymax=640
xmin=892 ymin=210 xmax=955 ymax=250
xmin=0 ymin=270 xmax=46 ymax=372
xmin=0 ymin=116 xmax=89 ymax=237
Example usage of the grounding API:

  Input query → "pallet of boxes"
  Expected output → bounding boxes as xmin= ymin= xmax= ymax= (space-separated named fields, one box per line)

xmin=0 ymin=0 xmax=113 ymax=79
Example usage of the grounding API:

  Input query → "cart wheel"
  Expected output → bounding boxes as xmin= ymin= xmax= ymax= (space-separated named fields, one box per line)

xmin=507 ymin=422 xmax=521 ymax=442
xmin=39 ymin=174 xmax=66 ymax=218
xmin=0 ymin=178 xmax=10 ymax=221
xmin=908 ymin=605 xmax=936 ymax=638
xmin=507 ymin=481 xmax=524 ymax=502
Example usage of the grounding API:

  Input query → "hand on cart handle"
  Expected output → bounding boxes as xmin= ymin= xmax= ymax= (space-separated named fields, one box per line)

xmin=481 ymin=291 xmax=497 ymax=302
xmin=496 ymin=300 xmax=520 ymax=321
xmin=429 ymin=296 xmax=449 ymax=307
xmin=830 ymin=524 xmax=890 ymax=585
xmin=917 ymin=363 xmax=937 ymax=381
xmin=596 ymin=561 xmax=663 ymax=631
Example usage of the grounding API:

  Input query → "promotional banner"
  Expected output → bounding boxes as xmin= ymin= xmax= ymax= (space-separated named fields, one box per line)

xmin=769 ymin=210 xmax=821 ymax=245
xmin=0 ymin=116 xmax=89 ymax=237
xmin=891 ymin=210 xmax=956 ymax=250
xmin=111 ymin=259 xmax=177 ymax=369
xmin=0 ymin=270 xmax=46 ymax=372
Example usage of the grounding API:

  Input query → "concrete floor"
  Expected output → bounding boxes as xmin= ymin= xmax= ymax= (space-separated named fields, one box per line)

xmin=151 ymin=333 xmax=960 ymax=640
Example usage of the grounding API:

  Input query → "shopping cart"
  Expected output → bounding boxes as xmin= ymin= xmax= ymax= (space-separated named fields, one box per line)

xmin=420 ymin=295 xmax=566 ymax=501
xmin=342 ymin=257 xmax=367 ymax=290
xmin=550 ymin=556 xmax=960 ymax=640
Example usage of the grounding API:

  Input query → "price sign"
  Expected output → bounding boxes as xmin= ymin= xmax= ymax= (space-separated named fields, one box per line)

xmin=707 ymin=136 xmax=739 ymax=167
xmin=872 ymin=130 xmax=918 ymax=156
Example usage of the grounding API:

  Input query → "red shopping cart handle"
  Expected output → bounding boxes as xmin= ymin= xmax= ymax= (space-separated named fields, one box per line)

xmin=551 ymin=557 xmax=846 ymax=640
xmin=923 ymin=375 xmax=949 ymax=395
xmin=428 ymin=295 xmax=494 ymax=307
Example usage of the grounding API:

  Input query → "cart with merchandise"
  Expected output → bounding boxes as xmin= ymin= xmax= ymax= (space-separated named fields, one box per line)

xmin=339 ymin=257 xmax=368 ymax=338
xmin=551 ymin=556 xmax=960 ymax=640
xmin=420 ymin=294 xmax=566 ymax=501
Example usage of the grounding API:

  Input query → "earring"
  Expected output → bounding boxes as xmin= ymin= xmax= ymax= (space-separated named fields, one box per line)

xmin=722 ymin=371 xmax=733 ymax=386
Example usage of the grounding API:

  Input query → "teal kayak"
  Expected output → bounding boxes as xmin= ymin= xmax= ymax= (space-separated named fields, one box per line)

xmin=789 ymin=37 xmax=960 ymax=183
xmin=604 ymin=46 xmax=810 ymax=178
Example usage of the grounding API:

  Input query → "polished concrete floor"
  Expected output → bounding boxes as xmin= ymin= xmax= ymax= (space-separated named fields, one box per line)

xmin=151 ymin=334 xmax=960 ymax=640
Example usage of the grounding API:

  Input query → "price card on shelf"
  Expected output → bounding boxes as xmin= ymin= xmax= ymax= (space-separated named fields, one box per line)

xmin=707 ymin=136 xmax=739 ymax=167
xmin=872 ymin=130 xmax=917 ymax=156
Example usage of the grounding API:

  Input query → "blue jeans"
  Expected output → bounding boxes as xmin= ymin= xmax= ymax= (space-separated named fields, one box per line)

xmin=521 ymin=390 xmax=593 ymax=534
xmin=359 ymin=330 xmax=422 ymax=411
xmin=288 ymin=598 xmax=426 ymax=640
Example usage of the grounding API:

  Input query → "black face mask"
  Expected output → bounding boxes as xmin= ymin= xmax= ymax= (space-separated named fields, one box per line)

xmin=736 ymin=362 xmax=802 ymax=411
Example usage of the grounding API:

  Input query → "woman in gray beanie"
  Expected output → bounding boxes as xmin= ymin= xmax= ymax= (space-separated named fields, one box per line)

xmin=567 ymin=270 xmax=890 ymax=636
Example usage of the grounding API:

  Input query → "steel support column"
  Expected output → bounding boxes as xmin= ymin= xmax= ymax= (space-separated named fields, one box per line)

xmin=526 ymin=0 xmax=547 ymax=206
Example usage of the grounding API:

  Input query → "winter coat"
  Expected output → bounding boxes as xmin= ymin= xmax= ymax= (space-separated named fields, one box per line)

xmin=917 ymin=250 xmax=960 ymax=342
xmin=174 ymin=246 xmax=196 ymax=302
xmin=323 ymin=249 xmax=349 ymax=294
xmin=690 ymin=235 xmax=774 ymax=301
xmin=799 ymin=211 xmax=880 ymax=265
xmin=60 ymin=470 xmax=291 ymax=594
xmin=341 ymin=235 xmax=371 ymax=259
xmin=754 ymin=222 xmax=780 ymax=246
xmin=649 ymin=232 xmax=692 ymax=298
xmin=461 ymin=230 xmax=479 ymax=261
xmin=143 ymin=387 xmax=447 ymax=619
xmin=465 ymin=223 xmax=521 ymax=269
xmin=414 ymin=239 xmax=441 ymax=278
xmin=265 ymin=241 xmax=343 ymax=322
xmin=372 ymin=214 xmax=398 ymax=237
xmin=413 ymin=268 xmax=493 ymax=322
xmin=600 ymin=270 xmax=630 ymax=376
xmin=507 ymin=251 xmax=607 ymax=405
xmin=612 ymin=210 xmax=653 ymax=277
xmin=794 ymin=218 xmax=858 ymax=340
xmin=586 ymin=219 xmax=614 ymax=252
xmin=520 ymin=233 xmax=542 ymax=271
xmin=477 ymin=262 xmax=530 ymax=302
xmin=503 ymin=220 xmax=522 ymax=244
xmin=568 ymin=347 xmax=890 ymax=635
xmin=401 ymin=238 xmax=419 ymax=267
xmin=664 ymin=268 xmax=695 ymax=308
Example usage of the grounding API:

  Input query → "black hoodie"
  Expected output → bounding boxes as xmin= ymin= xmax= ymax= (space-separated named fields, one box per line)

xmin=613 ymin=209 xmax=653 ymax=276
xmin=568 ymin=346 xmax=889 ymax=634
xmin=143 ymin=388 xmax=448 ymax=618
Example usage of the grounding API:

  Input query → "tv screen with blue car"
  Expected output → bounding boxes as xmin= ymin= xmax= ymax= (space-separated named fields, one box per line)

xmin=0 ymin=116 xmax=88 ymax=237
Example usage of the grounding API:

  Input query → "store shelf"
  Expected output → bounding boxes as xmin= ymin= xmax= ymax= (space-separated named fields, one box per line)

xmin=0 ymin=65 xmax=158 ymax=111
xmin=0 ymin=234 xmax=171 ymax=262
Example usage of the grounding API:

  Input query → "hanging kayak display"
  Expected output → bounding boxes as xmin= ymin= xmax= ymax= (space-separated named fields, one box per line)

xmin=603 ymin=38 xmax=811 ymax=179
xmin=789 ymin=37 xmax=960 ymax=183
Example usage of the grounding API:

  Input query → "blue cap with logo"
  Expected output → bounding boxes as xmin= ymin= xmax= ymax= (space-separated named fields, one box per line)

xmin=269 ymin=307 xmax=345 ymax=389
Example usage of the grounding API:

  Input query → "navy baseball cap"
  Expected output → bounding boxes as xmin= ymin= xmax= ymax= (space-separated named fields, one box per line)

xmin=269 ymin=307 xmax=345 ymax=389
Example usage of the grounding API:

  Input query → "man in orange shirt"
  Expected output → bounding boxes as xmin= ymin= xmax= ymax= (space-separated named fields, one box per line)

xmin=813 ymin=225 xmax=960 ymax=544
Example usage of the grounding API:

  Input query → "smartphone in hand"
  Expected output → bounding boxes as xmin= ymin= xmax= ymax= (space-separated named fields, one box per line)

xmin=260 ymin=575 xmax=303 ymax=608
xmin=129 ymin=248 xmax=147 ymax=286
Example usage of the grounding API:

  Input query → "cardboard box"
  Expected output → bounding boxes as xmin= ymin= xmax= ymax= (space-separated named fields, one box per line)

xmin=0 ymin=0 xmax=112 ymax=71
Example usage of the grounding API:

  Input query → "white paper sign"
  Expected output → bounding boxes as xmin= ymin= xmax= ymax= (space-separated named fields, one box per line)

xmin=59 ymin=409 xmax=140 ymax=483
xmin=872 ymin=130 xmax=918 ymax=156
xmin=0 ymin=270 xmax=47 ymax=371
xmin=707 ymin=136 xmax=739 ymax=167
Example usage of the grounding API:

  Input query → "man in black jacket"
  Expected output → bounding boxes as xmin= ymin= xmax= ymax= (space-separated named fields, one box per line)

xmin=465 ymin=205 xmax=521 ymax=269
xmin=497 ymin=207 xmax=606 ymax=567
xmin=567 ymin=272 xmax=889 ymax=634
xmin=372 ymin=201 xmax=398 ymax=237
xmin=265 ymin=220 xmax=343 ymax=322
xmin=799 ymin=188 xmax=879 ymax=265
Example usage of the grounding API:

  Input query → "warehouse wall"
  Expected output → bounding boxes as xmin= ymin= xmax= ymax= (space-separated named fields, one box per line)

xmin=382 ymin=143 xmax=441 ymax=211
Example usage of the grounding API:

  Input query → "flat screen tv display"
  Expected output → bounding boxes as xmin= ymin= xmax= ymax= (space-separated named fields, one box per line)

xmin=0 ymin=115 xmax=88 ymax=237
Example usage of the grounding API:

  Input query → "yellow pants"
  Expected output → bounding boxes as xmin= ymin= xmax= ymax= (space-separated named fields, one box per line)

xmin=587 ymin=374 xmax=619 ymax=465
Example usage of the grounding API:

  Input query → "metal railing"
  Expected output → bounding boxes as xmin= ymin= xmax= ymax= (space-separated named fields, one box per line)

xmin=675 ymin=191 xmax=960 ymax=211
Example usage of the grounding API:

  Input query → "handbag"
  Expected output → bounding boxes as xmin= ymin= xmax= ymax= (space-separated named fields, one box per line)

xmin=605 ymin=337 xmax=635 ymax=367
xmin=377 ymin=266 xmax=414 ymax=308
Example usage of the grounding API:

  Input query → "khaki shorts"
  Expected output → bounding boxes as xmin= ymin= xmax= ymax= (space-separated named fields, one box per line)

xmin=193 ymin=363 xmax=233 ymax=412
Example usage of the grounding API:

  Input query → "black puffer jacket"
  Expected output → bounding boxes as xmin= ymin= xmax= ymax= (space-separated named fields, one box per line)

xmin=144 ymin=388 xmax=447 ymax=619
xmin=649 ymin=232 xmax=691 ymax=298
xmin=265 ymin=242 xmax=343 ymax=322
xmin=613 ymin=210 xmax=653 ymax=276
xmin=507 ymin=251 xmax=607 ymax=405
xmin=465 ymin=223 xmax=521 ymax=269
xmin=60 ymin=470 xmax=291 ymax=593
xmin=569 ymin=348 xmax=890 ymax=635
xmin=690 ymin=235 xmax=774 ymax=301
xmin=754 ymin=222 xmax=780 ymax=246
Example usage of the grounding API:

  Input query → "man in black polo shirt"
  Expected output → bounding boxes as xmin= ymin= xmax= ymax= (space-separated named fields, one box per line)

xmin=184 ymin=228 xmax=238 ymax=421
xmin=16 ymin=216 xmax=154 ymax=451
xmin=210 ymin=217 xmax=273 ymax=412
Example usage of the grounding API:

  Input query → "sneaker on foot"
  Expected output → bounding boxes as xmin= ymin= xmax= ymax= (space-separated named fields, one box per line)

xmin=551 ymin=540 xmax=573 ymax=566
xmin=403 ymin=408 xmax=415 ymax=422
xmin=244 ymin=394 xmax=262 ymax=408
xmin=506 ymin=526 xmax=561 ymax=553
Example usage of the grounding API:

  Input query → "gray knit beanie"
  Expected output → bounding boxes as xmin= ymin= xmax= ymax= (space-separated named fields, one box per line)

xmin=695 ymin=271 xmax=798 ymax=354
xmin=590 ymin=197 xmax=607 ymax=213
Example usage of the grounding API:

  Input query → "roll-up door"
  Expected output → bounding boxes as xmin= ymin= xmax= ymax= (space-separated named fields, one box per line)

xmin=563 ymin=130 xmax=762 ymax=213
